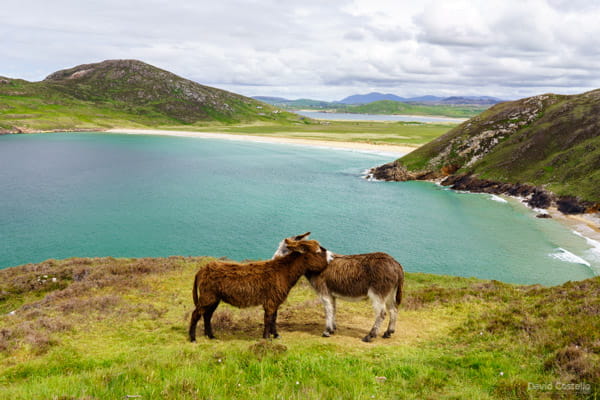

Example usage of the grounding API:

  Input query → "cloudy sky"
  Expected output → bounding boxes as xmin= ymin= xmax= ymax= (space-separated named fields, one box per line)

xmin=2 ymin=0 xmax=599 ymax=100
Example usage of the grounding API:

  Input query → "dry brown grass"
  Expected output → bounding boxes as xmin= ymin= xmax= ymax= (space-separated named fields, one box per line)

xmin=0 ymin=256 xmax=208 ymax=355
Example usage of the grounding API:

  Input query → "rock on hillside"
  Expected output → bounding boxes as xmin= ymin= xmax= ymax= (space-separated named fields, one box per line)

xmin=370 ymin=90 xmax=600 ymax=212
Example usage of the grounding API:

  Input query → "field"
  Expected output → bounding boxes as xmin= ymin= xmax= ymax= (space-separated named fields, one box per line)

xmin=157 ymin=121 xmax=455 ymax=147
xmin=1 ymin=257 xmax=598 ymax=399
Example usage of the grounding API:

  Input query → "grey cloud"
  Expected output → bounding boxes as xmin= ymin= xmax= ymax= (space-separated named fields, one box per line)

xmin=1 ymin=0 xmax=600 ymax=101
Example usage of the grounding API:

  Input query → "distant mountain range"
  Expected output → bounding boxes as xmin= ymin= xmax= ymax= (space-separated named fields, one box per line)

xmin=253 ymin=92 xmax=503 ymax=107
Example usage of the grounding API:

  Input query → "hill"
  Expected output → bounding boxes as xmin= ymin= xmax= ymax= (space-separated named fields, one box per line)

xmin=1 ymin=256 xmax=598 ymax=398
xmin=252 ymin=96 xmax=336 ymax=109
xmin=338 ymin=100 xmax=488 ymax=118
xmin=370 ymin=90 xmax=600 ymax=210
xmin=252 ymin=95 xmax=493 ymax=118
xmin=0 ymin=60 xmax=299 ymax=133
xmin=339 ymin=92 xmax=409 ymax=104
xmin=338 ymin=93 xmax=502 ymax=106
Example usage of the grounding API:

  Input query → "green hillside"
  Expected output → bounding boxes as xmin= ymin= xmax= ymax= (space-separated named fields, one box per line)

xmin=338 ymin=100 xmax=488 ymax=119
xmin=372 ymin=90 xmax=600 ymax=204
xmin=0 ymin=60 xmax=300 ymax=133
xmin=1 ymin=257 xmax=598 ymax=399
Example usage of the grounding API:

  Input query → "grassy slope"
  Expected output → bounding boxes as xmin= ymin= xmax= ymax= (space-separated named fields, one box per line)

xmin=337 ymin=100 xmax=489 ymax=119
xmin=0 ymin=60 xmax=300 ymax=133
xmin=1 ymin=257 xmax=598 ymax=399
xmin=398 ymin=90 xmax=600 ymax=202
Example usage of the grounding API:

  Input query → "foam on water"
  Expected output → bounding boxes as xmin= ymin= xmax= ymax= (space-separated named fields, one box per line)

xmin=489 ymin=194 xmax=508 ymax=203
xmin=549 ymin=248 xmax=591 ymax=267
xmin=572 ymin=230 xmax=600 ymax=270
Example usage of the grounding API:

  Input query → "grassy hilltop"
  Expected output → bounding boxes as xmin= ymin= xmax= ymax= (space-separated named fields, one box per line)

xmin=0 ymin=60 xmax=301 ymax=133
xmin=1 ymin=257 xmax=598 ymax=399
xmin=374 ymin=90 xmax=600 ymax=203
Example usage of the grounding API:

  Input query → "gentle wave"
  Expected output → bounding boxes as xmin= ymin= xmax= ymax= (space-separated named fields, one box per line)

xmin=489 ymin=194 xmax=508 ymax=203
xmin=572 ymin=230 xmax=600 ymax=266
xmin=549 ymin=248 xmax=591 ymax=267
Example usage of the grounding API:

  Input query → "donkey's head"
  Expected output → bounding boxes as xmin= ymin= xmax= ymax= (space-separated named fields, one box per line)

xmin=283 ymin=238 xmax=333 ymax=272
xmin=274 ymin=233 xmax=334 ymax=265
xmin=272 ymin=232 xmax=311 ymax=259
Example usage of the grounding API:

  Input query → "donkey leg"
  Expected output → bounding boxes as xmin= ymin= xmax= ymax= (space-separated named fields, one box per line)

xmin=320 ymin=294 xmax=336 ymax=337
xmin=270 ymin=310 xmax=281 ymax=339
xmin=263 ymin=311 xmax=272 ymax=339
xmin=189 ymin=307 xmax=204 ymax=342
xmin=203 ymin=301 xmax=220 ymax=339
xmin=383 ymin=288 xmax=398 ymax=339
xmin=263 ymin=303 xmax=280 ymax=339
xmin=363 ymin=290 xmax=387 ymax=342
xmin=331 ymin=297 xmax=338 ymax=332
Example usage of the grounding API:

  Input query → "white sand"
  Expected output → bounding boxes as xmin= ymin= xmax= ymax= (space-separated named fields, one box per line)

xmin=106 ymin=128 xmax=415 ymax=156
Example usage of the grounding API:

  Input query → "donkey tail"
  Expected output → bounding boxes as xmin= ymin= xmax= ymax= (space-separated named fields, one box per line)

xmin=193 ymin=272 xmax=200 ymax=306
xmin=395 ymin=264 xmax=404 ymax=306
xmin=395 ymin=284 xmax=403 ymax=306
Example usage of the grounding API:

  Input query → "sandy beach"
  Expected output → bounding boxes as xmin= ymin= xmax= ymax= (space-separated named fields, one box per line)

xmin=106 ymin=128 xmax=415 ymax=156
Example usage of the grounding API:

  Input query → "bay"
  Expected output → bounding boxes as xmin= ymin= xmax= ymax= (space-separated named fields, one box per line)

xmin=0 ymin=132 xmax=597 ymax=286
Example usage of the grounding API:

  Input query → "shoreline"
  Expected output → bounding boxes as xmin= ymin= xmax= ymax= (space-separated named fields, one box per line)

xmin=106 ymin=128 xmax=415 ymax=156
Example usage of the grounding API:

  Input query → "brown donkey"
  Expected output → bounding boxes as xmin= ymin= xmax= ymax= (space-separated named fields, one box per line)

xmin=273 ymin=233 xmax=404 ymax=342
xmin=189 ymin=238 xmax=333 ymax=341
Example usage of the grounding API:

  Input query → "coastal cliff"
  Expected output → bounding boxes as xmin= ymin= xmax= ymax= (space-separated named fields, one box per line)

xmin=370 ymin=90 xmax=600 ymax=216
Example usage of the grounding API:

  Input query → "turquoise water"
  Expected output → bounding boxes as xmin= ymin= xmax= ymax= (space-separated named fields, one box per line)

xmin=0 ymin=132 xmax=598 ymax=285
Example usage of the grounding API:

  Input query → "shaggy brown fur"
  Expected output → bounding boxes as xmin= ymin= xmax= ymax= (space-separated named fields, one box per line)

xmin=274 ymin=234 xmax=404 ymax=342
xmin=188 ymin=239 xmax=330 ymax=341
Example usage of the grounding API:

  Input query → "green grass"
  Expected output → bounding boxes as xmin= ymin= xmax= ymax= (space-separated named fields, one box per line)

xmin=1 ymin=257 xmax=598 ymax=399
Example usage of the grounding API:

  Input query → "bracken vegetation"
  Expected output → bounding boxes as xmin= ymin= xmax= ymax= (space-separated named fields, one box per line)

xmin=1 ymin=257 xmax=598 ymax=399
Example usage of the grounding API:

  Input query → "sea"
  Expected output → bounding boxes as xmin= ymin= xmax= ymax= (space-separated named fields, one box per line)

xmin=1 ymin=132 xmax=598 ymax=286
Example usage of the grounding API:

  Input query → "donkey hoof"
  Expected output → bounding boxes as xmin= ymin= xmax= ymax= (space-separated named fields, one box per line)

xmin=322 ymin=331 xmax=331 ymax=337
xmin=190 ymin=338 xmax=196 ymax=343
xmin=382 ymin=332 xmax=392 ymax=339
xmin=273 ymin=333 xmax=281 ymax=339
xmin=361 ymin=335 xmax=373 ymax=343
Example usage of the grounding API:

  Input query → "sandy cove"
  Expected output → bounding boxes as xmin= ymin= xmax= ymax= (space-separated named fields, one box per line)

xmin=106 ymin=128 xmax=415 ymax=156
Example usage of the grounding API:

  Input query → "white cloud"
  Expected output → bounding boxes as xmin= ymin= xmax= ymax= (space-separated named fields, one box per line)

xmin=1 ymin=0 xmax=600 ymax=100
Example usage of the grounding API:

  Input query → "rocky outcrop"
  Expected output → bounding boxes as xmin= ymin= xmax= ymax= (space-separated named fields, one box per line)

xmin=368 ymin=165 xmax=597 ymax=216
xmin=424 ymin=94 xmax=561 ymax=171
xmin=368 ymin=161 xmax=415 ymax=181
xmin=368 ymin=161 xmax=443 ymax=181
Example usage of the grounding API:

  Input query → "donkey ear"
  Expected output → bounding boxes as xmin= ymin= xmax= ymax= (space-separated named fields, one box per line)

xmin=284 ymin=238 xmax=306 ymax=253
xmin=293 ymin=232 xmax=311 ymax=241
